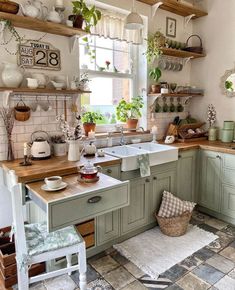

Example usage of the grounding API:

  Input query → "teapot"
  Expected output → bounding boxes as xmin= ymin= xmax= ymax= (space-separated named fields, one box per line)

xmin=31 ymin=131 xmax=51 ymax=160
xmin=47 ymin=7 xmax=62 ymax=23
xmin=31 ymin=73 xmax=49 ymax=88
xmin=20 ymin=1 xmax=40 ymax=18
xmin=84 ymin=142 xmax=96 ymax=156
xmin=78 ymin=161 xmax=102 ymax=181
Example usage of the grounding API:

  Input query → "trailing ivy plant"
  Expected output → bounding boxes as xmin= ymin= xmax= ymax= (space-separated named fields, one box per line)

xmin=145 ymin=31 xmax=165 ymax=63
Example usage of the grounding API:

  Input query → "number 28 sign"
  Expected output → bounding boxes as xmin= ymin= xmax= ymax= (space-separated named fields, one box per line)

xmin=18 ymin=41 xmax=61 ymax=71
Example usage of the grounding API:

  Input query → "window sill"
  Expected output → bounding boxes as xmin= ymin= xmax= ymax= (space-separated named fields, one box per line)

xmin=82 ymin=130 xmax=150 ymax=140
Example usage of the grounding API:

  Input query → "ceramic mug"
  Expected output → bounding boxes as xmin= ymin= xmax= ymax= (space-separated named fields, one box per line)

xmin=44 ymin=176 xmax=62 ymax=189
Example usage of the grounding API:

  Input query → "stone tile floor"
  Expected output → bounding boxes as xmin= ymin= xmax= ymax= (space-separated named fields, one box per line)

xmin=3 ymin=211 xmax=235 ymax=290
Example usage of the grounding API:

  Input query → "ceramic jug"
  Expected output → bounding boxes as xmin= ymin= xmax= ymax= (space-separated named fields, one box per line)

xmin=31 ymin=73 xmax=49 ymax=88
xmin=47 ymin=7 xmax=62 ymax=23
xmin=20 ymin=1 xmax=40 ymax=18
xmin=68 ymin=140 xmax=81 ymax=161
xmin=31 ymin=0 xmax=48 ymax=20
xmin=2 ymin=62 xmax=25 ymax=88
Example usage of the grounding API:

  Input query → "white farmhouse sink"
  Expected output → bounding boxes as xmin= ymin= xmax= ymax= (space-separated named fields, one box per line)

xmin=103 ymin=145 xmax=147 ymax=171
xmin=129 ymin=143 xmax=178 ymax=167
xmin=104 ymin=143 xmax=178 ymax=172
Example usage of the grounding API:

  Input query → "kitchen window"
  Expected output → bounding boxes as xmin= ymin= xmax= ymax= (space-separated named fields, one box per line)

xmin=79 ymin=35 xmax=138 ymax=128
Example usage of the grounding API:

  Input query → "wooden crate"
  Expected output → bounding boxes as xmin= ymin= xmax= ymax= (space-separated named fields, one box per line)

xmin=84 ymin=234 xmax=95 ymax=249
xmin=0 ymin=243 xmax=16 ymax=268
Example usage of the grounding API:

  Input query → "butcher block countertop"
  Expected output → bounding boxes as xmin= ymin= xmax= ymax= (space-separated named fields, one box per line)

xmin=2 ymin=140 xmax=235 ymax=183
xmin=1 ymin=155 xmax=121 ymax=183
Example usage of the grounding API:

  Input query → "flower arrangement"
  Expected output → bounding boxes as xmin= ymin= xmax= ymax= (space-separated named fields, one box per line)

xmin=0 ymin=107 xmax=14 ymax=160
xmin=56 ymin=114 xmax=82 ymax=140
xmin=207 ymin=104 xmax=216 ymax=128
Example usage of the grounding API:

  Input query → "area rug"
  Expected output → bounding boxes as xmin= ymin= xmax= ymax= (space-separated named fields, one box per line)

xmin=114 ymin=225 xmax=218 ymax=279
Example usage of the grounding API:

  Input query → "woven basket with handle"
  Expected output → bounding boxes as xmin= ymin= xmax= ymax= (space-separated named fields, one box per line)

xmin=183 ymin=35 xmax=203 ymax=54
xmin=155 ymin=211 xmax=192 ymax=237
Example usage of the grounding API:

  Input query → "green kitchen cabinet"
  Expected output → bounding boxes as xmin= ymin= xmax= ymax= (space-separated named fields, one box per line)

xmin=199 ymin=150 xmax=222 ymax=212
xmin=121 ymin=177 xmax=150 ymax=234
xmin=177 ymin=150 xmax=197 ymax=202
xmin=150 ymin=168 xmax=176 ymax=222
xmin=221 ymin=184 xmax=235 ymax=218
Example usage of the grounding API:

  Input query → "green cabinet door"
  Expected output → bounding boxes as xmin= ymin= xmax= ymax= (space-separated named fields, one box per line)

xmin=199 ymin=150 xmax=221 ymax=211
xmin=150 ymin=169 xmax=176 ymax=222
xmin=121 ymin=177 xmax=150 ymax=234
xmin=177 ymin=150 xmax=197 ymax=202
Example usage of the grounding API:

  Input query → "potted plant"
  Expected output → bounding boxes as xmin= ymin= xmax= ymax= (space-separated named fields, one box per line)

xmin=70 ymin=0 xmax=101 ymax=32
xmin=82 ymin=111 xmax=103 ymax=136
xmin=149 ymin=67 xmax=162 ymax=93
xmin=51 ymin=135 xmax=67 ymax=157
xmin=145 ymin=31 xmax=165 ymax=63
xmin=116 ymin=96 xmax=144 ymax=129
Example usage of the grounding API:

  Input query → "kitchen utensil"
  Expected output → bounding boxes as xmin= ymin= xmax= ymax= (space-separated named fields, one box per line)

xmin=31 ymin=131 xmax=51 ymax=159
xmin=183 ymin=34 xmax=203 ymax=54
xmin=2 ymin=62 xmax=25 ymax=88
xmin=44 ymin=176 xmax=62 ymax=189
xmin=0 ymin=0 xmax=19 ymax=14
xmin=14 ymin=100 xmax=31 ymax=122
xmin=77 ymin=161 xmax=102 ymax=182
xmin=177 ymin=98 xmax=184 ymax=112
xmin=41 ymin=181 xmax=67 ymax=192
xmin=26 ymin=78 xmax=38 ymax=89
xmin=169 ymin=97 xmax=175 ymax=112
xmin=64 ymin=100 xmax=67 ymax=121
xmin=50 ymin=80 xmax=64 ymax=90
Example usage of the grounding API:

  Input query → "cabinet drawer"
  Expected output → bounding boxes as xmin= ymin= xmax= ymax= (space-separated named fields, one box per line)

xmin=84 ymin=234 xmax=95 ymax=249
xmin=221 ymin=184 xmax=235 ymax=218
xmin=223 ymin=154 xmax=235 ymax=169
xmin=50 ymin=182 xmax=129 ymax=230
xmin=103 ymin=165 xmax=120 ymax=179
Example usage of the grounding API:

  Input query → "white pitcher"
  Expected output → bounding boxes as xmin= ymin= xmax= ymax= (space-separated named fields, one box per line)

xmin=68 ymin=140 xmax=81 ymax=162
xmin=2 ymin=62 xmax=25 ymax=88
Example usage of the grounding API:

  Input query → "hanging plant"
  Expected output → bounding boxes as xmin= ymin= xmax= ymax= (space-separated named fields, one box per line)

xmin=145 ymin=31 xmax=165 ymax=63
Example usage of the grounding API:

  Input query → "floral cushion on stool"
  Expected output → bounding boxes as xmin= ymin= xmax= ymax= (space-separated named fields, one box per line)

xmin=25 ymin=222 xmax=82 ymax=256
xmin=158 ymin=191 xmax=196 ymax=218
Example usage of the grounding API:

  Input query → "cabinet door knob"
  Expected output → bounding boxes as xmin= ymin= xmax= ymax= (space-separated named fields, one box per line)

xmin=88 ymin=196 xmax=102 ymax=203
xmin=216 ymin=155 xmax=221 ymax=159
xmin=178 ymin=154 xmax=182 ymax=159
xmin=145 ymin=178 xmax=150 ymax=183
xmin=153 ymin=176 xmax=157 ymax=180
xmin=106 ymin=169 xmax=112 ymax=174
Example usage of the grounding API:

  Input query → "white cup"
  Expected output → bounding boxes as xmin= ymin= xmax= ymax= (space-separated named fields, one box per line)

xmin=66 ymin=20 xmax=73 ymax=27
xmin=45 ymin=176 xmax=62 ymax=189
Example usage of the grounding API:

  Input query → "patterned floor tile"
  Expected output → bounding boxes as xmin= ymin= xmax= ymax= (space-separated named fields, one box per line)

xmin=194 ymin=247 xmax=215 ymax=261
xmin=214 ymin=275 xmax=235 ymax=290
xmin=221 ymin=225 xmax=235 ymax=238
xmin=110 ymin=250 xmax=129 ymax=266
xmin=204 ymin=218 xmax=228 ymax=231
xmin=161 ymin=264 xmax=188 ymax=283
xmin=139 ymin=274 xmax=172 ymax=289
xmin=230 ymin=240 xmax=235 ymax=248
xmin=124 ymin=262 xmax=145 ymax=279
xmin=180 ymin=255 xmax=203 ymax=271
xmin=87 ymin=278 xmax=113 ymax=290
xmin=165 ymin=284 xmax=184 ymax=290
xmin=71 ymin=264 xmax=100 ymax=284
xmin=198 ymin=223 xmax=218 ymax=234
xmin=44 ymin=274 xmax=77 ymax=290
xmin=220 ymin=246 xmax=235 ymax=263
xmin=228 ymin=269 xmax=235 ymax=279
xmin=29 ymin=282 xmax=46 ymax=290
xmin=103 ymin=266 xmax=135 ymax=290
xmin=105 ymin=247 xmax=116 ymax=255
xmin=89 ymin=255 xmax=119 ymax=275
xmin=88 ymin=251 xmax=107 ymax=263
xmin=192 ymin=264 xmax=224 ymax=285
xmin=206 ymin=254 xmax=235 ymax=274
xmin=192 ymin=211 xmax=211 ymax=223
xmin=176 ymin=273 xmax=210 ymax=290
xmin=207 ymin=231 xmax=234 ymax=253
xmin=121 ymin=280 xmax=148 ymax=290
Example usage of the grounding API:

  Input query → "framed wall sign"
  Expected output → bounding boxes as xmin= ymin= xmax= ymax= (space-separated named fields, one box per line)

xmin=166 ymin=17 xmax=177 ymax=38
xmin=18 ymin=41 xmax=61 ymax=71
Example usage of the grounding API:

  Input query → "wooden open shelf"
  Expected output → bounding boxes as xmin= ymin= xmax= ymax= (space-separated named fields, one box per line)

xmin=138 ymin=0 xmax=208 ymax=18
xmin=161 ymin=48 xmax=205 ymax=59
xmin=148 ymin=93 xmax=204 ymax=97
xmin=0 ymin=12 xmax=87 ymax=37
xmin=0 ymin=87 xmax=91 ymax=95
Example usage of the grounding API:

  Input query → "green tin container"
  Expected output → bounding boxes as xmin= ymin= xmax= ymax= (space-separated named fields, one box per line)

xmin=223 ymin=121 xmax=234 ymax=130
xmin=221 ymin=129 xmax=234 ymax=143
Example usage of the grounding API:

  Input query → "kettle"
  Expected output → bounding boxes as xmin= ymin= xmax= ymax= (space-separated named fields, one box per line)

xmin=31 ymin=131 xmax=51 ymax=160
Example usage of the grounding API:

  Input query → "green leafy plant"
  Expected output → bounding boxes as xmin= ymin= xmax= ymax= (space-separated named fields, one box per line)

xmin=72 ymin=0 xmax=101 ymax=33
xmin=82 ymin=111 xmax=103 ymax=123
xmin=116 ymin=96 xmax=144 ymax=123
xmin=145 ymin=31 xmax=165 ymax=63
xmin=225 ymin=80 xmax=234 ymax=92
xmin=149 ymin=67 xmax=162 ymax=83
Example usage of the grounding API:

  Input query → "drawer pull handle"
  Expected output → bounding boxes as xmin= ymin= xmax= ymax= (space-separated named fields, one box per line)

xmin=88 ymin=196 xmax=102 ymax=204
xmin=106 ymin=169 xmax=112 ymax=174
xmin=178 ymin=154 xmax=182 ymax=159
xmin=145 ymin=178 xmax=150 ymax=183
xmin=153 ymin=176 xmax=157 ymax=180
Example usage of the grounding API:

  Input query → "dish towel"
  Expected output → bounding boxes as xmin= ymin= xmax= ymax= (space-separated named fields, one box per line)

xmin=138 ymin=154 xmax=150 ymax=177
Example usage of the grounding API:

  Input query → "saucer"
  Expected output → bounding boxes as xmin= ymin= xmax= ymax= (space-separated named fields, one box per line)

xmin=41 ymin=182 xmax=68 ymax=192
xmin=77 ymin=176 xmax=99 ymax=183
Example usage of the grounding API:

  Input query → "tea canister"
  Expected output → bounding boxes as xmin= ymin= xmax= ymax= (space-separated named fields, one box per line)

xmin=221 ymin=129 xmax=234 ymax=143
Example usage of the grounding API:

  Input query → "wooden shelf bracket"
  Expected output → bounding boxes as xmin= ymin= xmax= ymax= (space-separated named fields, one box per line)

xmin=152 ymin=1 xmax=163 ymax=18
xmin=1 ymin=90 xmax=12 ymax=108
xmin=183 ymin=56 xmax=194 ymax=66
xmin=184 ymin=14 xmax=196 ymax=26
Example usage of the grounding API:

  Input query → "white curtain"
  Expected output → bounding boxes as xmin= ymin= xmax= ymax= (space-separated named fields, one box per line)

xmin=91 ymin=10 xmax=143 ymax=45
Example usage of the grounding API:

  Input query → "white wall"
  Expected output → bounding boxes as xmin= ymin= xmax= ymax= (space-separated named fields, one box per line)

xmin=190 ymin=0 xmax=235 ymax=130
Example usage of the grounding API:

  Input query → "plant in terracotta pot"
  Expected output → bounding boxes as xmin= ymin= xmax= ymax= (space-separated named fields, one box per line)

xmin=70 ymin=0 xmax=101 ymax=32
xmin=149 ymin=67 xmax=162 ymax=94
xmin=116 ymin=96 xmax=144 ymax=129
xmin=82 ymin=111 xmax=103 ymax=136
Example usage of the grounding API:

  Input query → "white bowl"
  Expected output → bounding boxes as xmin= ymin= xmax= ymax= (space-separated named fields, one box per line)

xmin=131 ymin=138 xmax=141 ymax=144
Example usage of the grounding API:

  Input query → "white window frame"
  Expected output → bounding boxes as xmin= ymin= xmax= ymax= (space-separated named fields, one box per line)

xmin=79 ymin=36 xmax=138 ymax=132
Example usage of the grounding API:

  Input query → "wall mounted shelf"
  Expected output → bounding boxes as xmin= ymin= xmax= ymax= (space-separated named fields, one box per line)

xmin=0 ymin=12 xmax=87 ymax=37
xmin=148 ymin=93 xmax=204 ymax=97
xmin=161 ymin=48 xmax=205 ymax=59
xmin=0 ymin=87 xmax=91 ymax=96
xmin=138 ymin=0 xmax=208 ymax=18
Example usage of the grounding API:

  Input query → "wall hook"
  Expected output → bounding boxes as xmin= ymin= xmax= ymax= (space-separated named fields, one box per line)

xmin=184 ymin=14 xmax=196 ymax=27
xmin=152 ymin=2 xmax=163 ymax=18
xmin=183 ymin=56 xmax=193 ymax=66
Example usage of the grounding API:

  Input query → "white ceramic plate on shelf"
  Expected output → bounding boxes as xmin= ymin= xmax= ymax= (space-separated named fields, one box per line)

xmin=41 ymin=182 xmax=68 ymax=192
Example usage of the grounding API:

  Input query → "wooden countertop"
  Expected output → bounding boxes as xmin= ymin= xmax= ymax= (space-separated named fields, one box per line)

xmin=1 ymin=155 xmax=121 ymax=183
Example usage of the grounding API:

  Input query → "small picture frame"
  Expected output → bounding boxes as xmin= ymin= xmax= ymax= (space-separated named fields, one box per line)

xmin=166 ymin=17 xmax=177 ymax=38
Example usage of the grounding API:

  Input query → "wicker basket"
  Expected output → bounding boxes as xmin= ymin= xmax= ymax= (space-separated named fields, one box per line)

xmin=183 ymin=35 xmax=203 ymax=54
xmin=155 ymin=211 xmax=192 ymax=237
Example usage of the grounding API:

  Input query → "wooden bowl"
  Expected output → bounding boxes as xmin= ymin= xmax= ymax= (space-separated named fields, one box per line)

xmin=0 ymin=1 xmax=19 ymax=14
